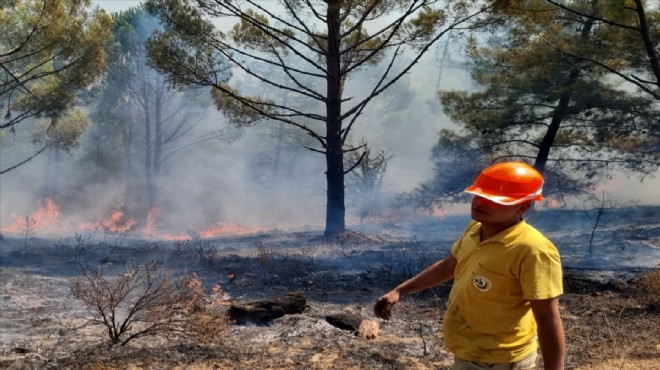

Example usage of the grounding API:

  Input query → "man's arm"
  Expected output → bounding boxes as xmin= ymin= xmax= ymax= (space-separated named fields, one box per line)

xmin=530 ymin=297 xmax=565 ymax=370
xmin=374 ymin=254 xmax=456 ymax=320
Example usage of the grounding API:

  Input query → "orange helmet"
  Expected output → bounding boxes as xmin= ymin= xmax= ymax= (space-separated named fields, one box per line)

xmin=464 ymin=162 xmax=544 ymax=205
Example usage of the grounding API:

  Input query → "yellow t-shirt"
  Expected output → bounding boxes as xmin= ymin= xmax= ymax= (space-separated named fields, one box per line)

xmin=443 ymin=220 xmax=563 ymax=364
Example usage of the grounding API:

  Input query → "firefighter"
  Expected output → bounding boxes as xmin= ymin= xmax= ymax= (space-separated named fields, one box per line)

xmin=374 ymin=162 xmax=564 ymax=370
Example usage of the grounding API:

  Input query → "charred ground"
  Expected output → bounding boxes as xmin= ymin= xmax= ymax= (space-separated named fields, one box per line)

xmin=1 ymin=207 xmax=659 ymax=369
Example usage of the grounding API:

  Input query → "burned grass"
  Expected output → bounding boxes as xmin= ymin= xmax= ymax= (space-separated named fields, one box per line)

xmin=1 ymin=229 xmax=659 ymax=369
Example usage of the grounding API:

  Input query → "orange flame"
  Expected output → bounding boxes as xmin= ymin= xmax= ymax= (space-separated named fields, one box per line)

xmin=200 ymin=221 xmax=257 ymax=238
xmin=142 ymin=208 xmax=158 ymax=237
xmin=3 ymin=198 xmax=264 ymax=239
xmin=547 ymin=198 xmax=562 ymax=209
xmin=79 ymin=207 xmax=137 ymax=233
xmin=426 ymin=206 xmax=447 ymax=218
xmin=0 ymin=198 xmax=61 ymax=233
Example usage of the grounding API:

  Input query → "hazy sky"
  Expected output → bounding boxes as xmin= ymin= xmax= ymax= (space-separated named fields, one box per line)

xmin=92 ymin=0 xmax=142 ymax=12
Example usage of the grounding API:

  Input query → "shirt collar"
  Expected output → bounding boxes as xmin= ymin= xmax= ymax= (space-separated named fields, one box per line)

xmin=470 ymin=219 xmax=528 ymax=246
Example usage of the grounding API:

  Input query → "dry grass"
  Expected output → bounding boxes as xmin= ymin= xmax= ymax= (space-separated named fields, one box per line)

xmin=560 ymin=270 xmax=660 ymax=370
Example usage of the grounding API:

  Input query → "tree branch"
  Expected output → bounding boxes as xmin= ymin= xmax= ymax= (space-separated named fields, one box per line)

xmin=0 ymin=147 xmax=47 ymax=174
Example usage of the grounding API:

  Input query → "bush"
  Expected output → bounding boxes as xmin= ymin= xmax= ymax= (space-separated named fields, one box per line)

xmin=632 ymin=269 xmax=660 ymax=311
xmin=177 ymin=273 xmax=232 ymax=343
xmin=72 ymin=261 xmax=230 ymax=346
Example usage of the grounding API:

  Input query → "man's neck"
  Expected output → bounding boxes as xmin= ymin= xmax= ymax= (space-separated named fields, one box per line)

xmin=480 ymin=218 xmax=523 ymax=241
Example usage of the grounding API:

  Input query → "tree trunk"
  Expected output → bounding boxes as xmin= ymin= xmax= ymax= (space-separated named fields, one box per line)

xmin=149 ymin=84 xmax=164 ymax=212
xmin=534 ymin=15 xmax=595 ymax=174
xmin=534 ymin=70 xmax=579 ymax=174
xmin=271 ymin=121 xmax=284 ymax=183
xmin=42 ymin=149 xmax=56 ymax=199
xmin=94 ymin=135 xmax=101 ymax=200
xmin=324 ymin=1 xmax=345 ymax=238
xmin=634 ymin=0 xmax=660 ymax=91
xmin=123 ymin=113 xmax=135 ymax=213
xmin=144 ymin=108 xmax=155 ymax=212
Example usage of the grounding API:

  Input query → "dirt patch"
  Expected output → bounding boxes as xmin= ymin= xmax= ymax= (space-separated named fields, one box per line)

xmin=1 ymin=229 xmax=659 ymax=369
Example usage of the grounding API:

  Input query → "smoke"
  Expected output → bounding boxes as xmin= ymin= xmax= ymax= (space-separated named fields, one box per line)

xmin=596 ymin=174 xmax=660 ymax=206
xmin=0 ymin=116 xmax=328 ymax=237
xmin=151 ymin=117 xmax=328 ymax=231
xmin=0 ymin=54 xmax=458 ymax=238
xmin=3 ymin=3 xmax=660 ymax=240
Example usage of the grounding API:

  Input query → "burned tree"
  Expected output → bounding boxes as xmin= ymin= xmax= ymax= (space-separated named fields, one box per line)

xmin=145 ymin=0 xmax=493 ymax=238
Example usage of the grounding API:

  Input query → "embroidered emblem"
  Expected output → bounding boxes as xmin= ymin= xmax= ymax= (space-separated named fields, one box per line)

xmin=473 ymin=275 xmax=492 ymax=292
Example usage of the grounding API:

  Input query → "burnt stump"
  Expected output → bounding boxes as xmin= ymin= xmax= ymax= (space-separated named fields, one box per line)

xmin=228 ymin=291 xmax=307 ymax=325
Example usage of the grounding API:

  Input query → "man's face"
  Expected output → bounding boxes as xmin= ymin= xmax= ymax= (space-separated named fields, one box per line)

xmin=470 ymin=196 xmax=530 ymax=226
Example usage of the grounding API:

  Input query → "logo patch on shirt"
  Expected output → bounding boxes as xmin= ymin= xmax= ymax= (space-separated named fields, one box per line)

xmin=473 ymin=275 xmax=492 ymax=292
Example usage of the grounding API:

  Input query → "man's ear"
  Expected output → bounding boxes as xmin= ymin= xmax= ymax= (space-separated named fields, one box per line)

xmin=518 ymin=201 xmax=532 ymax=215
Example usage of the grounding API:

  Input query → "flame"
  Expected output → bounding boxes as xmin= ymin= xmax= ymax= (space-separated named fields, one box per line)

xmin=79 ymin=209 xmax=137 ymax=233
xmin=140 ymin=207 xmax=190 ymax=240
xmin=141 ymin=208 xmax=260 ymax=240
xmin=142 ymin=208 xmax=159 ymax=237
xmin=2 ymin=198 xmax=263 ymax=239
xmin=547 ymin=198 xmax=562 ymax=209
xmin=0 ymin=198 xmax=61 ymax=233
xmin=160 ymin=232 xmax=192 ymax=241
xmin=200 ymin=221 xmax=257 ymax=238
xmin=426 ymin=206 xmax=447 ymax=218
xmin=102 ymin=210 xmax=137 ymax=233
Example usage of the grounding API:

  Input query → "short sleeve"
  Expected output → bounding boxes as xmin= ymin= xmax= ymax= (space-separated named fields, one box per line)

xmin=451 ymin=239 xmax=461 ymax=258
xmin=520 ymin=242 xmax=563 ymax=300
xmin=451 ymin=221 xmax=478 ymax=258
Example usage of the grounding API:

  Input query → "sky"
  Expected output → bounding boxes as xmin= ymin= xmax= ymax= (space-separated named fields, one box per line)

xmin=92 ymin=0 xmax=142 ymax=12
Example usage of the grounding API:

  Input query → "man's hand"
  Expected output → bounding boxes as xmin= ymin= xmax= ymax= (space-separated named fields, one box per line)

xmin=374 ymin=290 xmax=400 ymax=320
xmin=374 ymin=255 xmax=456 ymax=321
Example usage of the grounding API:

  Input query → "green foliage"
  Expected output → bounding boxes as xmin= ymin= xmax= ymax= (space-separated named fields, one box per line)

xmin=0 ymin=0 xmax=112 ymax=172
xmin=210 ymin=84 xmax=275 ymax=126
xmin=231 ymin=9 xmax=294 ymax=52
xmin=405 ymin=6 xmax=446 ymax=44
xmin=31 ymin=107 xmax=89 ymax=151
xmin=145 ymin=0 xmax=229 ymax=88
xmin=437 ymin=0 xmax=660 ymax=199
xmin=0 ymin=0 xmax=112 ymax=125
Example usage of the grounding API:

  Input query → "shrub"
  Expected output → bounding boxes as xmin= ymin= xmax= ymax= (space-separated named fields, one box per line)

xmin=177 ymin=273 xmax=232 ymax=343
xmin=72 ymin=261 xmax=230 ymax=346
xmin=632 ymin=269 xmax=660 ymax=311
xmin=72 ymin=261 xmax=184 ymax=345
